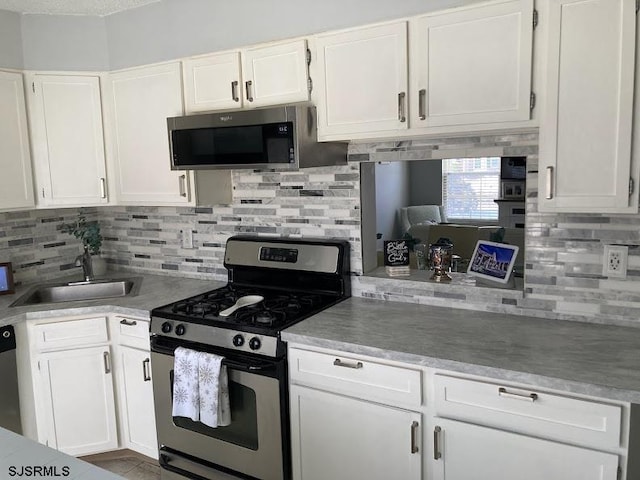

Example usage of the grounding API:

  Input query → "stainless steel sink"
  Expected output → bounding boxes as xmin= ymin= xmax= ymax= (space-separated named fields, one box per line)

xmin=10 ymin=277 xmax=143 ymax=307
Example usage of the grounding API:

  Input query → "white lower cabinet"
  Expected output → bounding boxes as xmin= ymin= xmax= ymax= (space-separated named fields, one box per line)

xmin=19 ymin=314 xmax=157 ymax=459
xmin=432 ymin=418 xmax=619 ymax=480
xmin=112 ymin=314 xmax=157 ymax=459
xmin=117 ymin=346 xmax=157 ymax=458
xmin=290 ymin=385 xmax=421 ymax=480
xmin=288 ymin=346 xmax=422 ymax=480
xmin=37 ymin=346 xmax=118 ymax=456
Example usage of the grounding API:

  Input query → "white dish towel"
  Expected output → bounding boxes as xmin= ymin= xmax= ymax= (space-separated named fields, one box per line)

xmin=172 ymin=347 xmax=231 ymax=428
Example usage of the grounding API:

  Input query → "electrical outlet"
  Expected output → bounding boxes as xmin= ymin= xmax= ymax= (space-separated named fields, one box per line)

xmin=603 ymin=244 xmax=628 ymax=278
xmin=181 ymin=229 xmax=194 ymax=249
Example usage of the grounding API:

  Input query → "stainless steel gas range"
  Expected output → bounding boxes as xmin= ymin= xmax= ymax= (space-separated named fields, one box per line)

xmin=150 ymin=236 xmax=351 ymax=480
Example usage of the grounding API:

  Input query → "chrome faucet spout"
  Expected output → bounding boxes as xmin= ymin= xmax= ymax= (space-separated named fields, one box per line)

xmin=75 ymin=246 xmax=94 ymax=282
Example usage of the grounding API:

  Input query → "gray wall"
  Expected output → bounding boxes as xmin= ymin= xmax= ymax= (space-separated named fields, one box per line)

xmin=408 ymin=160 xmax=443 ymax=206
xmin=0 ymin=10 xmax=22 ymax=69
xmin=21 ymin=15 xmax=109 ymax=71
xmin=375 ymin=162 xmax=410 ymax=242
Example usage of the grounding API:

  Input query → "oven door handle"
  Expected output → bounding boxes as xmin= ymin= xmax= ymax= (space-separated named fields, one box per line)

xmin=222 ymin=358 xmax=274 ymax=372
xmin=159 ymin=452 xmax=210 ymax=480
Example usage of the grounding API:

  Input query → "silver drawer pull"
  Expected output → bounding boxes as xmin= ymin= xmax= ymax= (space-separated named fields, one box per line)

xmin=410 ymin=421 xmax=419 ymax=454
xmin=418 ymin=89 xmax=426 ymax=120
xmin=142 ymin=358 xmax=151 ymax=382
xmin=546 ymin=166 xmax=554 ymax=200
xmin=433 ymin=426 xmax=442 ymax=460
xmin=333 ymin=358 xmax=363 ymax=369
xmin=231 ymin=80 xmax=239 ymax=102
xmin=398 ymin=92 xmax=407 ymax=122
xmin=498 ymin=387 xmax=538 ymax=402
xmin=103 ymin=351 xmax=111 ymax=374
xmin=120 ymin=319 xmax=137 ymax=326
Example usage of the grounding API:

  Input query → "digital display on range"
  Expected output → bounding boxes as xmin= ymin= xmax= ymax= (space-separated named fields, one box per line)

xmin=260 ymin=247 xmax=298 ymax=263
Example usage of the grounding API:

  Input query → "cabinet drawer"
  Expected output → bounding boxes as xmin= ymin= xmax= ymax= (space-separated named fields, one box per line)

xmin=289 ymin=348 xmax=421 ymax=408
xmin=434 ymin=374 xmax=622 ymax=450
xmin=33 ymin=317 xmax=108 ymax=350
xmin=116 ymin=316 xmax=150 ymax=349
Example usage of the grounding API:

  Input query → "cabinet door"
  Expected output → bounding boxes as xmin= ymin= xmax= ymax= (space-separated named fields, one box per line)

xmin=118 ymin=346 xmax=157 ymax=458
xmin=108 ymin=62 xmax=194 ymax=205
xmin=27 ymin=74 xmax=108 ymax=206
xmin=0 ymin=71 xmax=34 ymax=210
xmin=38 ymin=346 xmax=118 ymax=456
xmin=412 ymin=0 xmax=534 ymax=127
xmin=290 ymin=385 xmax=421 ymax=480
xmin=315 ymin=22 xmax=409 ymax=139
xmin=538 ymin=0 xmax=636 ymax=212
xmin=242 ymin=39 xmax=310 ymax=107
xmin=432 ymin=418 xmax=618 ymax=480
xmin=183 ymin=52 xmax=243 ymax=113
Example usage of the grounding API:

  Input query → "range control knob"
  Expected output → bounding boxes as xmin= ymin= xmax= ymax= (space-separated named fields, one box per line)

xmin=249 ymin=337 xmax=261 ymax=351
xmin=175 ymin=324 xmax=186 ymax=336
xmin=232 ymin=334 xmax=245 ymax=347
xmin=161 ymin=322 xmax=172 ymax=334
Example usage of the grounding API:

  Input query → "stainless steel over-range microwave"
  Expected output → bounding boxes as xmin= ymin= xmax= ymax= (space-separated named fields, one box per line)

xmin=167 ymin=104 xmax=347 ymax=170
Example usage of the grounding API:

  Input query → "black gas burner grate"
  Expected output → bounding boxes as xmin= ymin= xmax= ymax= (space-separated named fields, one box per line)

xmin=164 ymin=286 xmax=332 ymax=330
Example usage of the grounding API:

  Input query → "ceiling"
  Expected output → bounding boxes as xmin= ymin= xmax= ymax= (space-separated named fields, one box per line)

xmin=0 ymin=0 xmax=161 ymax=16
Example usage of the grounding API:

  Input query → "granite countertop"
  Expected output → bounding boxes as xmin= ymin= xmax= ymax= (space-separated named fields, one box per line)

xmin=282 ymin=297 xmax=640 ymax=404
xmin=0 ymin=272 xmax=223 ymax=326
xmin=0 ymin=427 xmax=123 ymax=479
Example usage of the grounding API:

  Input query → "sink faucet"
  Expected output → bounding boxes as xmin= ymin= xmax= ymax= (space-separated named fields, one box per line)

xmin=75 ymin=246 xmax=94 ymax=282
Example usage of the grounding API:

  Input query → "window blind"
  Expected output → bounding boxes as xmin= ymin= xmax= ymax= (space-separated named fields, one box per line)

xmin=442 ymin=157 xmax=500 ymax=221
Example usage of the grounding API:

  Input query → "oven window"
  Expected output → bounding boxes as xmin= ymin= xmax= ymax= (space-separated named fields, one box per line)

xmin=171 ymin=372 xmax=259 ymax=450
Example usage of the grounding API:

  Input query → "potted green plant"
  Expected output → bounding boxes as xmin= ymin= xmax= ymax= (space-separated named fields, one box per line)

xmin=60 ymin=212 xmax=107 ymax=276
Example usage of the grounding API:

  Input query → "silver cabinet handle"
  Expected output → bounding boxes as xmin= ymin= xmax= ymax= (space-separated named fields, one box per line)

xmin=142 ymin=358 xmax=151 ymax=382
xmin=410 ymin=421 xmax=419 ymax=454
xmin=498 ymin=387 xmax=538 ymax=402
xmin=179 ymin=174 xmax=187 ymax=197
xmin=245 ymin=80 xmax=254 ymax=102
xmin=546 ymin=166 xmax=554 ymax=199
xmin=418 ymin=89 xmax=427 ymax=120
xmin=231 ymin=80 xmax=239 ymax=102
xmin=103 ymin=351 xmax=111 ymax=374
xmin=398 ymin=92 xmax=407 ymax=122
xmin=120 ymin=319 xmax=137 ymax=326
xmin=434 ymin=426 xmax=442 ymax=460
xmin=100 ymin=177 xmax=106 ymax=198
xmin=333 ymin=358 xmax=363 ymax=369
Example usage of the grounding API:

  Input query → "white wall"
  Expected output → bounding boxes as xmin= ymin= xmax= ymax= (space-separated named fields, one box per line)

xmin=0 ymin=10 xmax=22 ymax=69
xmin=20 ymin=15 xmax=109 ymax=71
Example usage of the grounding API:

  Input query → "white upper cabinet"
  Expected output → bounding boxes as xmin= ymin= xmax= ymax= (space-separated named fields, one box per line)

xmin=183 ymin=52 xmax=243 ymax=113
xmin=242 ymin=39 xmax=310 ymax=107
xmin=411 ymin=0 xmax=534 ymax=127
xmin=183 ymin=39 xmax=310 ymax=113
xmin=314 ymin=22 xmax=409 ymax=139
xmin=26 ymin=74 xmax=108 ymax=207
xmin=107 ymin=62 xmax=195 ymax=205
xmin=0 ymin=70 xmax=35 ymax=211
xmin=538 ymin=0 xmax=637 ymax=213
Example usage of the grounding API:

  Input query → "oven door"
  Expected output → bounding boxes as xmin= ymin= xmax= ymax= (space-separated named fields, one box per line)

xmin=151 ymin=336 xmax=288 ymax=480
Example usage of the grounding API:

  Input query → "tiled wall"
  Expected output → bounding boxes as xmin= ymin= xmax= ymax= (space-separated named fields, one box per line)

xmin=6 ymin=132 xmax=640 ymax=327
xmin=0 ymin=207 xmax=99 ymax=285
xmin=97 ymin=165 xmax=362 ymax=280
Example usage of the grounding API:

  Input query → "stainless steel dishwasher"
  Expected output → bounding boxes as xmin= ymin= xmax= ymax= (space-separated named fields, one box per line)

xmin=0 ymin=325 xmax=22 ymax=434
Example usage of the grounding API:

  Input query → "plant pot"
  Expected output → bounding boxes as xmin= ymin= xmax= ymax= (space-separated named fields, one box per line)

xmin=91 ymin=255 xmax=108 ymax=277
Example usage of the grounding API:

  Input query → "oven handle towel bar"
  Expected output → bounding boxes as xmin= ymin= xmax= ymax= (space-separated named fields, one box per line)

xmin=151 ymin=339 xmax=275 ymax=372
xmin=159 ymin=452 xmax=210 ymax=480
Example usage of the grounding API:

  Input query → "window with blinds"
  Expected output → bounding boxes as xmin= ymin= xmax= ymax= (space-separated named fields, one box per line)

xmin=442 ymin=157 xmax=500 ymax=221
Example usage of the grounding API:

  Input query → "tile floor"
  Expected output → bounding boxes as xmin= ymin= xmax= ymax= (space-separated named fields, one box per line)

xmin=80 ymin=450 xmax=160 ymax=480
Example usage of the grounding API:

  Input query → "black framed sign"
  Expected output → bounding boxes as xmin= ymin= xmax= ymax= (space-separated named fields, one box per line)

xmin=383 ymin=240 xmax=410 ymax=267
xmin=0 ymin=263 xmax=15 ymax=295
